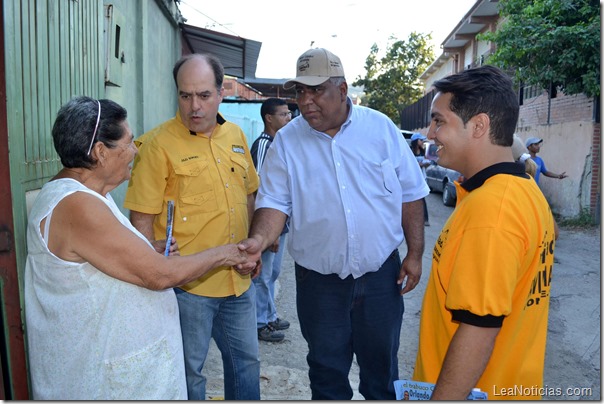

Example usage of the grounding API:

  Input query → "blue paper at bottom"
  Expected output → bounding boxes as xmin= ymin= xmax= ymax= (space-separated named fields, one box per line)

xmin=394 ymin=379 xmax=488 ymax=400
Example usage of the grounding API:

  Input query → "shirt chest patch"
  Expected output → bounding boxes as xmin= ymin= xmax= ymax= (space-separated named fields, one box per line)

xmin=232 ymin=145 xmax=245 ymax=154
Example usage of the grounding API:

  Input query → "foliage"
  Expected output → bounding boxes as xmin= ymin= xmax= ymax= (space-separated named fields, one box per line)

xmin=353 ymin=32 xmax=435 ymax=123
xmin=556 ymin=208 xmax=598 ymax=228
xmin=479 ymin=0 xmax=600 ymax=98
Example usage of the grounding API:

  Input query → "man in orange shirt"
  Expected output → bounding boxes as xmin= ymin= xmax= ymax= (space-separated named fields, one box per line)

xmin=413 ymin=66 xmax=556 ymax=400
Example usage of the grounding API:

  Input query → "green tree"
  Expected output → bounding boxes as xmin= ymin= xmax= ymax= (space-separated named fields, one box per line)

xmin=353 ymin=32 xmax=435 ymax=123
xmin=480 ymin=0 xmax=600 ymax=97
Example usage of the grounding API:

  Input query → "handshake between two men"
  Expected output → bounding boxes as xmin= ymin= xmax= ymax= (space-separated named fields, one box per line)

xmin=234 ymin=236 xmax=265 ymax=279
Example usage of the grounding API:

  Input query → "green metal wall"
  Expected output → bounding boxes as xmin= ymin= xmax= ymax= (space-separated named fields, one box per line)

xmin=2 ymin=0 xmax=182 ymax=396
xmin=3 ymin=0 xmax=104 ymax=395
xmin=5 ymin=0 xmax=104 ymax=273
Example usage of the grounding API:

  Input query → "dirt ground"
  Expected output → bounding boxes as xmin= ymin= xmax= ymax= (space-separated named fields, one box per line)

xmin=204 ymin=192 xmax=601 ymax=400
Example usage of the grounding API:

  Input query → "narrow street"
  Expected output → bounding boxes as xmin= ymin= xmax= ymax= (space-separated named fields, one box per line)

xmin=205 ymin=192 xmax=601 ymax=400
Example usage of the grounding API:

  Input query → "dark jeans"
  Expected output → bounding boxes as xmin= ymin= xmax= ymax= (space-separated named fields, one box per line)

xmin=295 ymin=250 xmax=404 ymax=400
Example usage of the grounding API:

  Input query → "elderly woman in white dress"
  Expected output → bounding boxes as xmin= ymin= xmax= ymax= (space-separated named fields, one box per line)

xmin=24 ymin=96 xmax=253 ymax=400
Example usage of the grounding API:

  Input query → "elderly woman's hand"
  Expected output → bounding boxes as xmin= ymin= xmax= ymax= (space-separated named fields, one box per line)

xmin=151 ymin=237 xmax=180 ymax=256
xmin=233 ymin=237 xmax=264 ymax=277
xmin=221 ymin=244 xmax=249 ymax=267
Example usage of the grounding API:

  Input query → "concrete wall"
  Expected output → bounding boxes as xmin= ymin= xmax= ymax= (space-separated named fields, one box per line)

xmin=104 ymin=1 xmax=180 ymax=133
xmin=104 ymin=0 xmax=182 ymax=213
xmin=515 ymin=92 xmax=596 ymax=218
xmin=423 ymin=58 xmax=456 ymax=92
xmin=516 ymin=121 xmax=594 ymax=217
xmin=462 ymin=44 xmax=473 ymax=69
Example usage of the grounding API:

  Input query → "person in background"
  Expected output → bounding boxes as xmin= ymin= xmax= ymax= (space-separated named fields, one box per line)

xmin=410 ymin=132 xmax=432 ymax=226
xmin=513 ymin=134 xmax=560 ymax=243
xmin=525 ymin=137 xmax=568 ymax=184
xmin=511 ymin=134 xmax=538 ymax=177
xmin=124 ymin=53 xmax=261 ymax=400
xmin=250 ymin=97 xmax=292 ymax=342
xmin=413 ymin=65 xmax=556 ymax=400
xmin=238 ymin=47 xmax=429 ymax=400
xmin=24 ymin=96 xmax=250 ymax=400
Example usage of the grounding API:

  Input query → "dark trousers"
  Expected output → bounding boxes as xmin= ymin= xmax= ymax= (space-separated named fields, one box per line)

xmin=295 ymin=250 xmax=404 ymax=400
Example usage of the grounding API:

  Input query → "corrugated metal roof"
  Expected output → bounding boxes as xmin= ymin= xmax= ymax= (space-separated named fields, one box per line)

xmin=240 ymin=78 xmax=296 ymax=99
xmin=180 ymin=23 xmax=261 ymax=79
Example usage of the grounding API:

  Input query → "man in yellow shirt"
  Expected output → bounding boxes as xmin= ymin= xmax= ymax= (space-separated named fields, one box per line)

xmin=124 ymin=53 xmax=260 ymax=400
xmin=413 ymin=65 xmax=556 ymax=400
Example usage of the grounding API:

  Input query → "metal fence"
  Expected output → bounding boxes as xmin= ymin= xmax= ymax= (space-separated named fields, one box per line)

xmin=399 ymin=89 xmax=435 ymax=131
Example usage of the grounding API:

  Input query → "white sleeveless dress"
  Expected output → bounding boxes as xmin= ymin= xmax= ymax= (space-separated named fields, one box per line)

xmin=24 ymin=179 xmax=187 ymax=400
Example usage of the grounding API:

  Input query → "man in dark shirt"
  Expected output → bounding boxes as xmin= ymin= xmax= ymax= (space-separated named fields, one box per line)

xmin=250 ymin=97 xmax=292 ymax=342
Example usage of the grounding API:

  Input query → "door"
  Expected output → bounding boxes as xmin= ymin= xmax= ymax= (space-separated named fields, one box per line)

xmin=0 ymin=0 xmax=29 ymax=398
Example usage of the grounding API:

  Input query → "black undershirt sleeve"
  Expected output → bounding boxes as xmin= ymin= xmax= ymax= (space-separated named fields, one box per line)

xmin=452 ymin=309 xmax=504 ymax=328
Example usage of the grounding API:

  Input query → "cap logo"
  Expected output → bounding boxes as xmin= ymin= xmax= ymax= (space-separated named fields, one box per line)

xmin=298 ymin=61 xmax=310 ymax=72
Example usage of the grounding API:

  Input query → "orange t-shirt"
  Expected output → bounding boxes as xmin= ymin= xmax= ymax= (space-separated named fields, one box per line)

xmin=414 ymin=166 xmax=555 ymax=400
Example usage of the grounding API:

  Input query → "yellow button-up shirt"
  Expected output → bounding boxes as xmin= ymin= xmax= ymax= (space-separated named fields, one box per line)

xmin=124 ymin=112 xmax=259 ymax=297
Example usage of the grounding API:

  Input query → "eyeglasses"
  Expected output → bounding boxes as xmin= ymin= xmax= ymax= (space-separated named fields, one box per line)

xmin=86 ymin=100 xmax=102 ymax=156
xmin=272 ymin=111 xmax=292 ymax=118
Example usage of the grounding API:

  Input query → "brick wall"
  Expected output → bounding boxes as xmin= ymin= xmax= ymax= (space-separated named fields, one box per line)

xmin=223 ymin=78 xmax=264 ymax=100
xmin=517 ymin=91 xmax=593 ymax=129
xmin=591 ymin=122 xmax=601 ymax=221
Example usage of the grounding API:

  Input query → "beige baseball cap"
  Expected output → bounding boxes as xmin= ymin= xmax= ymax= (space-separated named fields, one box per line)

xmin=283 ymin=48 xmax=345 ymax=90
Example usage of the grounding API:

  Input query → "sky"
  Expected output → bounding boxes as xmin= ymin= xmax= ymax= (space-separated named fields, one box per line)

xmin=178 ymin=0 xmax=477 ymax=81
